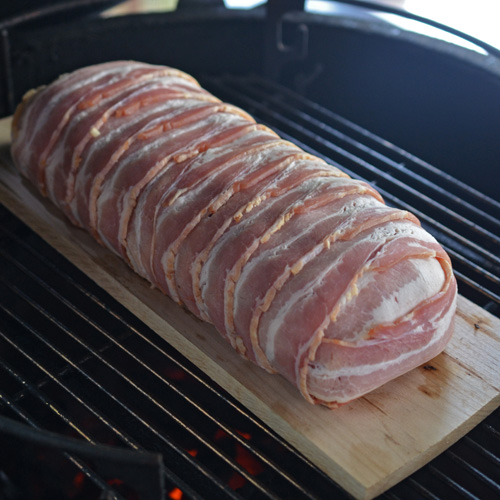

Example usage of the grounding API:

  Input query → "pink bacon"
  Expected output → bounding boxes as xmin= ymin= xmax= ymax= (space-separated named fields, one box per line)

xmin=10 ymin=61 xmax=457 ymax=408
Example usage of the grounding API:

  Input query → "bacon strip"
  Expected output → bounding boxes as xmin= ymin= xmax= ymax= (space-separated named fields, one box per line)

xmin=11 ymin=61 xmax=457 ymax=407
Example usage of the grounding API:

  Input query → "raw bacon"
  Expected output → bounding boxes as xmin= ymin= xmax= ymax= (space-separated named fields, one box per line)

xmin=10 ymin=61 xmax=457 ymax=407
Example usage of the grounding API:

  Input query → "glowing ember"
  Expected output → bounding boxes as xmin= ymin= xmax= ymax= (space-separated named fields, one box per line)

xmin=107 ymin=478 xmax=124 ymax=486
xmin=169 ymin=487 xmax=183 ymax=500
xmin=235 ymin=444 xmax=264 ymax=476
xmin=236 ymin=430 xmax=252 ymax=440
xmin=163 ymin=365 xmax=188 ymax=381
xmin=214 ymin=428 xmax=228 ymax=441
xmin=228 ymin=472 xmax=246 ymax=490
xmin=73 ymin=471 xmax=85 ymax=488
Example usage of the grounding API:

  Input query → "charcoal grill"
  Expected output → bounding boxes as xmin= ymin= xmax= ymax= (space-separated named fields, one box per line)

xmin=0 ymin=1 xmax=499 ymax=499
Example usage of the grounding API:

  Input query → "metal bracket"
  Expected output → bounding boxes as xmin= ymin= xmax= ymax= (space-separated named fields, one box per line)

xmin=0 ymin=414 xmax=165 ymax=500
xmin=264 ymin=0 xmax=309 ymax=81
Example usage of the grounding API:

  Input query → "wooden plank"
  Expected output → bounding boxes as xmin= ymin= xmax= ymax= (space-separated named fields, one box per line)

xmin=0 ymin=116 xmax=499 ymax=500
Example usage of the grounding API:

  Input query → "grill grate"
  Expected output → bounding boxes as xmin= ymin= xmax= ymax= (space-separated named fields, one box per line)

xmin=1 ymin=76 xmax=499 ymax=500
xmin=0 ymin=205 xmax=347 ymax=500
xmin=201 ymin=75 xmax=500 ymax=317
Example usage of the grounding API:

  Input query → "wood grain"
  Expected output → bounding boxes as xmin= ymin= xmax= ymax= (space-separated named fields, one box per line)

xmin=0 ymin=116 xmax=498 ymax=499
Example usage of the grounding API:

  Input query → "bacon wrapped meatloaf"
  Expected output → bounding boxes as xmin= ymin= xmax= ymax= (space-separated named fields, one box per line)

xmin=11 ymin=61 xmax=457 ymax=407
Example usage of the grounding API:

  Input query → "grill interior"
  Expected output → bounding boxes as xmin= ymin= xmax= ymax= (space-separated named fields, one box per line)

xmin=0 ymin=73 xmax=499 ymax=499
xmin=1 ymin=2 xmax=500 ymax=499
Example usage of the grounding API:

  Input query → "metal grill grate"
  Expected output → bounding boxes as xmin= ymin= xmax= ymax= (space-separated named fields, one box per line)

xmin=1 ymin=76 xmax=499 ymax=500
xmin=200 ymin=75 xmax=500 ymax=318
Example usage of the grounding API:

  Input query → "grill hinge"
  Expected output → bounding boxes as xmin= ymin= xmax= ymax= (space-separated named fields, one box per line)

xmin=264 ymin=0 xmax=309 ymax=81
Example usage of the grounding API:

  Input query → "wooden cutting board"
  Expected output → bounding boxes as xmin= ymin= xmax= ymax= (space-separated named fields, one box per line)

xmin=0 ymin=116 xmax=499 ymax=500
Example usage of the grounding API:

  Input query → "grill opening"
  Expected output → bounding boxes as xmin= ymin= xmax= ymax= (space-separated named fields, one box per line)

xmin=1 ymin=2 xmax=499 ymax=499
